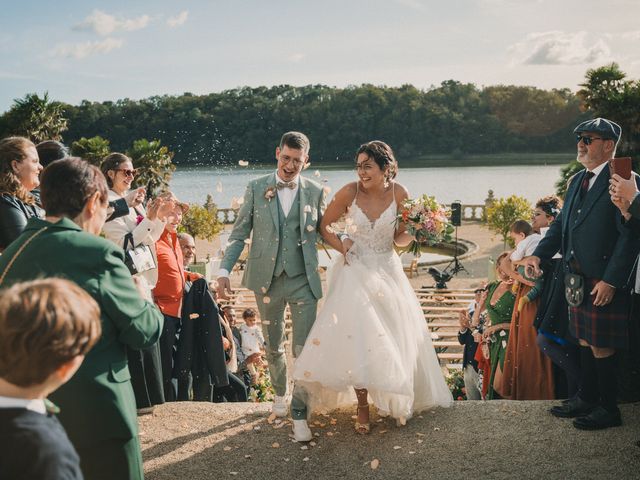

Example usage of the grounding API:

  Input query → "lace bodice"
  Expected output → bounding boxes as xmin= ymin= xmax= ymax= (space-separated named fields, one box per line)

xmin=347 ymin=198 xmax=397 ymax=255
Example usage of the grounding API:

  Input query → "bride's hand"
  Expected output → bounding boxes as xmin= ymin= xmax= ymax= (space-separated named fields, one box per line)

xmin=342 ymin=238 xmax=354 ymax=265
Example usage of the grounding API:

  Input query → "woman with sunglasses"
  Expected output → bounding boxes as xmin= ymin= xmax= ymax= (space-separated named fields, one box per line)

xmin=101 ymin=153 xmax=172 ymax=413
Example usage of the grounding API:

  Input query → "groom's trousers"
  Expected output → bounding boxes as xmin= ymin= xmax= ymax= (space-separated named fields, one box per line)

xmin=255 ymin=271 xmax=317 ymax=420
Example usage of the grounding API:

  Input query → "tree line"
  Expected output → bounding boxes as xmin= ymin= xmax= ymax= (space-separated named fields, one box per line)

xmin=1 ymin=63 xmax=638 ymax=183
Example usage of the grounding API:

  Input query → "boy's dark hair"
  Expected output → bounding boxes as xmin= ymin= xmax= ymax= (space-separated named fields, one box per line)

xmin=0 ymin=278 xmax=102 ymax=387
xmin=509 ymin=219 xmax=533 ymax=237
xmin=242 ymin=308 xmax=256 ymax=319
xmin=279 ymin=131 xmax=310 ymax=154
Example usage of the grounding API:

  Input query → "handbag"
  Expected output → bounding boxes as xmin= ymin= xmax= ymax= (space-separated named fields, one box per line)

xmin=564 ymin=272 xmax=585 ymax=307
xmin=123 ymin=232 xmax=157 ymax=276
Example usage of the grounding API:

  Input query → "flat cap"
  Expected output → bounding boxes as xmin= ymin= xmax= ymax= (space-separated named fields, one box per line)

xmin=573 ymin=117 xmax=621 ymax=142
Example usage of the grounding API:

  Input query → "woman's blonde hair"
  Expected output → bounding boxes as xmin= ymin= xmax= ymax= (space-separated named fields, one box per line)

xmin=0 ymin=136 xmax=37 ymax=204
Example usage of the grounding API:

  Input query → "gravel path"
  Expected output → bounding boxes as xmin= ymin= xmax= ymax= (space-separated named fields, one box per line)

xmin=141 ymin=401 xmax=640 ymax=480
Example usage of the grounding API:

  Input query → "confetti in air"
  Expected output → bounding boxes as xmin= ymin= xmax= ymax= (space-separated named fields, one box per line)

xmin=238 ymin=160 xmax=249 ymax=167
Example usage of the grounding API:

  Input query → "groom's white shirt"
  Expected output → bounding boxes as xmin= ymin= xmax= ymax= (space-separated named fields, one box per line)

xmin=217 ymin=170 xmax=300 ymax=279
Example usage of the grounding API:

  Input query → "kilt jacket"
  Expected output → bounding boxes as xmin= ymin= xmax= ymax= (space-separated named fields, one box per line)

xmin=533 ymin=167 xmax=640 ymax=289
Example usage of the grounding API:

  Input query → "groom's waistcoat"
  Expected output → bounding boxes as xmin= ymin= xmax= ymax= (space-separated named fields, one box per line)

xmin=273 ymin=192 xmax=305 ymax=278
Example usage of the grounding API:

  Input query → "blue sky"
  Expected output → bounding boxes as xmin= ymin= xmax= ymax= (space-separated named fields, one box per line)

xmin=1 ymin=0 xmax=639 ymax=112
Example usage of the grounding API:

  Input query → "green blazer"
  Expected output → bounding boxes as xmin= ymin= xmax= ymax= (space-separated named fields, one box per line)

xmin=221 ymin=173 xmax=326 ymax=299
xmin=0 ymin=217 xmax=163 ymax=448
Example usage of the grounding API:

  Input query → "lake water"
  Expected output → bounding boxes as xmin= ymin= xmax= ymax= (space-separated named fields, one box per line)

xmin=169 ymin=164 xmax=565 ymax=208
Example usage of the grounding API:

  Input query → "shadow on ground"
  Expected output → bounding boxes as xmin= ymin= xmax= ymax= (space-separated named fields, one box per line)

xmin=141 ymin=401 xmax=640 ymax=480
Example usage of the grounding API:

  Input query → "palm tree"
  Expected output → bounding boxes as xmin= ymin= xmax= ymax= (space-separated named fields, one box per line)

xmin=128 ymin=138 xmax=176 ymax=197
xmin=2 ymin=92 xmax=68 ymax=143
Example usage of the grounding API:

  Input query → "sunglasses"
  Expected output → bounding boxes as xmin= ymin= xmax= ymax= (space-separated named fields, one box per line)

xmin=114 ymin=168 xmax=137 ymax=177
xmin=575 ymin=135 xmax=604 ymax=146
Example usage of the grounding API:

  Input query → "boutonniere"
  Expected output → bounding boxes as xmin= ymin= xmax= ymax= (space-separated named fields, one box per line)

xmin=135 ymin=214 xmax=144 ymax=225
xmin=265 ymin=186 xmax=276 ymax=201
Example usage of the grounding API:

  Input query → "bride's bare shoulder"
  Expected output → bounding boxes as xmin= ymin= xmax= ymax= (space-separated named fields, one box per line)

xmin=332 ymin=182 xmax=358 ymax=203
xmin=392 ymin=181 xmax=410 ymax=202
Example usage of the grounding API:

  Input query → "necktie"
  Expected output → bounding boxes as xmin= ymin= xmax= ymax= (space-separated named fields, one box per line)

xmin=579 ymin=171 xmax=595 ymax=200
xmin=277 ymin=181 xmax=296 ymax=190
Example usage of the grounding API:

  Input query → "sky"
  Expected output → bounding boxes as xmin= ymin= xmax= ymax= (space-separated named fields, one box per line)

xmin=1 ymin=0 xmax=639 ymax=112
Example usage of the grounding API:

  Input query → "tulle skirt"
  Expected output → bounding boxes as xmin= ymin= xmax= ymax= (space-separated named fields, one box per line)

xmin=292 ymin=249 xmax=452 ymax=420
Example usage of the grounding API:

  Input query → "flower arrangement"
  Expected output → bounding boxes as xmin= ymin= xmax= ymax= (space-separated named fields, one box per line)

xmin=396 ymin=194 xmax=454 ymax=255
xmin=249 ymin=368 xmax=275 ymax=402
xmin=446 ymin=368 xmax=466 ymax=400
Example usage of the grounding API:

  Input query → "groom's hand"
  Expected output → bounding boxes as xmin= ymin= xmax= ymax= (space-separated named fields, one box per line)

xmin=216 ymin=276 xmax=233 ymax=300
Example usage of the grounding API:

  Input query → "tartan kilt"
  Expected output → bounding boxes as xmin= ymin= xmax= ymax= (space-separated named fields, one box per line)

xmin=569 ymin=277 xmax=631 ymax=349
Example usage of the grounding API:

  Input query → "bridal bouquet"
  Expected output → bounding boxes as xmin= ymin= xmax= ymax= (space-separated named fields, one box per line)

xmin=397 ymin=194 xmax=454 ymax=256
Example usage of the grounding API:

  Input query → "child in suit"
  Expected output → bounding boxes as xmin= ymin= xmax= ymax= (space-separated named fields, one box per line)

xmin=0 ymin=278 xmax=102 ymax=480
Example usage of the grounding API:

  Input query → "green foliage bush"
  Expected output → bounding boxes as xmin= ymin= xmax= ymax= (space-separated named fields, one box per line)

xmin=486 ymin=195 xmax=532 ymax=248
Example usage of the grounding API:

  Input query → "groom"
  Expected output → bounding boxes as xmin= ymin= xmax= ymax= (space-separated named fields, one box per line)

xmin=216 ymin=131 xmax=325 ymax=441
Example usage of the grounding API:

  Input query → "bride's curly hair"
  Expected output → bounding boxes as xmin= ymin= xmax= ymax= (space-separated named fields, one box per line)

xmin=355 ymin=140 xmax=398 ymax=180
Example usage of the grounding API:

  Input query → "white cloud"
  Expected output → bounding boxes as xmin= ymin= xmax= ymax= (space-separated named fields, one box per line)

xmin=392 ymin=0 xmax=427 ymax=11
xmin=167 ymin=11 xmax=189 ymax=28
xmin=52 ymin=38 xmax=124 ymax=59
xmin=74 ymin=10 xmax=150 ymax=36
xmin=288 ymin=53 xmax=306 ymax=63
xmin=510 ymin=31 xmax=610 ymax=65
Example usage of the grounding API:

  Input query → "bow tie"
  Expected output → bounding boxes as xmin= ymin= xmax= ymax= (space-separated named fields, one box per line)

xmin=276 ymin=181 xmax=297 ymax=190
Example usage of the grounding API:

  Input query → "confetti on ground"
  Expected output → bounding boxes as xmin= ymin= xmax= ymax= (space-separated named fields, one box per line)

xmin=239 ymin=419 xmax=247 ymax=424
xmin=303 ymin=457 xmax=310 ymax=462
xmin=326 ymin=432 xmax=334 ymax=437
xmin=409 ymin=451 xmax=416 ymax=455
xmin=244 ymin=455 xmax=251 ymax=459
xmin=433 ymin=427 xmax=440 ymax=431
xmin=416 ymin=433 xmax=425 ymax=437
xmin=230 ymin=472 xmax=238 ymax=476
xmin=310 ymin=441 xmax=317 ymax=447
xmin=223 ymin=446 xmax=232 ymax=451
xmin=301 ymin=445 xmax=308 ymax=450
xmin=267 ymin=413 xmax=276 ymax=424
xmin=272 ymin=442 xmax=280 ymax=448
xmin=371 ymin=459 xmax=380 ymax=470
xmin=253 ymin=426 xmax=261 ymax=431
xmin=393 ymin=446 xmax=402 ymax=450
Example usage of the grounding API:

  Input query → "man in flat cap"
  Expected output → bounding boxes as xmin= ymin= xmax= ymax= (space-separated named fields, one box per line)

xmin=523 ymin=117 xmax=639 ymax=430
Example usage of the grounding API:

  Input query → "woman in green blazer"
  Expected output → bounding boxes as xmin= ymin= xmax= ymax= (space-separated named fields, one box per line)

xmin=0 ymin=158 xmax=164 ymax=480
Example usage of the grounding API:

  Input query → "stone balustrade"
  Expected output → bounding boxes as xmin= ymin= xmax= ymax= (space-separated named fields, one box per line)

xmin=215 ymin=190 xmax=497 ymax=225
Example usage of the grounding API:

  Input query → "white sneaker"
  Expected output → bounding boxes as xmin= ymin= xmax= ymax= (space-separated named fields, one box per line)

xmin=272 ymin=395 xmax=289 ymax=417
xmin=292 ymin=419 xmax=312 ymax=442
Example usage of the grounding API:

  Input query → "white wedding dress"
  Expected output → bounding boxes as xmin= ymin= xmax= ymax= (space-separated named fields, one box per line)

xmin=292 ymin=191 xmax=452 ymax=421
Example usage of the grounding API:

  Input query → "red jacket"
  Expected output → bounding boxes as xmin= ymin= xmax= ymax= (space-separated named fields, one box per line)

xmin=153 ymin=229 xmax=189 ymax=317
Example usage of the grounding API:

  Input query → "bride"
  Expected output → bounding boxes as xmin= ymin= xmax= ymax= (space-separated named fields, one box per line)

xmin=292 ymin=140 xmax=452 ymax=433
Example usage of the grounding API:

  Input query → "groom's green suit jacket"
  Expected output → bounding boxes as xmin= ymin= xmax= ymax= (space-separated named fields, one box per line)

xmin=221 ymin=172 xmax=326 ymax=299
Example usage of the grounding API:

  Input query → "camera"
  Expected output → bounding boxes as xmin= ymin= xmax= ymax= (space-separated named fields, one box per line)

xmin=428 ymin=267 xmax=453 ymax=289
